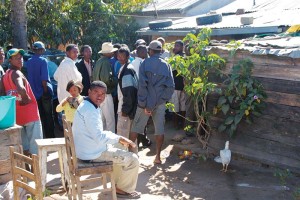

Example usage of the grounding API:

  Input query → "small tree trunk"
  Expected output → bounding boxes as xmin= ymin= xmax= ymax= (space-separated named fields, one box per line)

xmin=11 ymin=0 xmax=28 ymax=49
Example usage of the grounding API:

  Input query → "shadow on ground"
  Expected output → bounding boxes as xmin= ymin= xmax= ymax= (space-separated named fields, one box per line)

xmin=46 ymin=121 xmax=299 ymax=200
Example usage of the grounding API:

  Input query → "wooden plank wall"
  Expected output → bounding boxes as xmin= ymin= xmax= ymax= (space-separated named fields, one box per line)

xmin=207 ymin=47 xmax=300 ymax=173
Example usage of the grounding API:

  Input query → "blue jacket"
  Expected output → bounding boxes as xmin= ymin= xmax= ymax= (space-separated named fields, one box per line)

xmin=138 ymin=54 xmax=174 ymax=110
xmin=73 ymin=98 xmax=120 ymax=160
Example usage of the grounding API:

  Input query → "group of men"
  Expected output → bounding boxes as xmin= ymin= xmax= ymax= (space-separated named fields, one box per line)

xmin=0 ymin=37 xmax=189 ymax=198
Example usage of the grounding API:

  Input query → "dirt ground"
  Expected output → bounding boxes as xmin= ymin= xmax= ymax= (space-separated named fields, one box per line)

xmin=45 ymin=121 xmax=300 ymax=200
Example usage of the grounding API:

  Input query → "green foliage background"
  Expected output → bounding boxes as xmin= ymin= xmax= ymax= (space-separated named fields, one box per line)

xmin=0 ymin=0 xmax=150 ymax=58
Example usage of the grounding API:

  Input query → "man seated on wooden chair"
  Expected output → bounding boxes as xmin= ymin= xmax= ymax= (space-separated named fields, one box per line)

xmin=72 ymin=80 xmax=141 ymax=199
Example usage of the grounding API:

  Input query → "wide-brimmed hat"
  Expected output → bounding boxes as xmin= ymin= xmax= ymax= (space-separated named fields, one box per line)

xmin=33 ymin=41 xmax=45 ymax=50
xmin=7 ymin=48 xmax=25 ymax=59
xmin=148 ymin=40 xmax=162 ymax=51
xmin=98 ymin=42 xmax=118 ymax=54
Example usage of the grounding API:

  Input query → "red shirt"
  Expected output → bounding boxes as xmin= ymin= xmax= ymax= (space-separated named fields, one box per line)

xmin=2 ymin=69 xmax=40 ymax=125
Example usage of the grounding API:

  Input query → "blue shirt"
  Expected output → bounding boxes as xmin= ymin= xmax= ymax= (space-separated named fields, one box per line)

xmin=72 ymin=98 xmax=120 ymax=160
xmin=110 ymin=57 xmax=118 ymax=77
xmin=26 ymin=54 xmax=51 ymax=100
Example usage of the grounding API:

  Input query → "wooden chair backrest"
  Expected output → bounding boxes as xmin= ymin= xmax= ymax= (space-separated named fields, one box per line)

xmin=62 ymin=115 xmax=78 ymax=174
xmin=10 ymin=146 xmax=43 ymax=200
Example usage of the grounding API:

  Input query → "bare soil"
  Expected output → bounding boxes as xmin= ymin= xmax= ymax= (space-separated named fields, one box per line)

xmin=45 ymin=121 xmax=300 ymax=200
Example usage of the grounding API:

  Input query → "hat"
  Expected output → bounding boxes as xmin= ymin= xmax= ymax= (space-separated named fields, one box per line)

xmin=98 ymin=42 xmax=118 ymax=54
xmin=157 ymin=37 xmax=165 ymax=43
xmin=148 ymin=40 xmax=162 ymax=51
xmin=33 ymin=41 xmax=45 ymax=50
xmin=135 ymin=39 xmax=146 ymax=46
xmin=7 ymin=48 xmax=25 ymax=59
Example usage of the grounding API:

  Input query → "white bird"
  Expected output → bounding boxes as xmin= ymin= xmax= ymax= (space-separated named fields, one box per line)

xmin=220 ymin=141 xmax=231 ymax=172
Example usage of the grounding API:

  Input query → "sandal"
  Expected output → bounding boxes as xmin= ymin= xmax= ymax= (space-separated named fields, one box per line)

xmin=116 ymin=191 xmax=141 ymax=199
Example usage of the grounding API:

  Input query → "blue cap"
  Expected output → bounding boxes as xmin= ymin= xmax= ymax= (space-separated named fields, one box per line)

xmin=33 ymin=41 xmax=45 ymax=50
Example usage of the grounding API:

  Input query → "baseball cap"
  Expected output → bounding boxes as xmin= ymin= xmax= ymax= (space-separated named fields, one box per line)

xmin=33 ymin=41 xmax=45 ymax=50
xmin=148 ymin=40 xmax=162 ymax=51
xmin=135 ymin=39 xmax=146 ymax=46
xmin=157 ymin=37 xmax=165 ymax=43
xmin=7 ymin=48 xmax=25 ymax=59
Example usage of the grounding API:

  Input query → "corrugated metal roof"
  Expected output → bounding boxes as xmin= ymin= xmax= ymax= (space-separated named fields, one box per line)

xmin=142 ymin=0 xmax=201 ymax=12
xmin=217 ymin=0 xmax=300 ymax=13
xmin=138 ymin=0 xmax=300 ymax=36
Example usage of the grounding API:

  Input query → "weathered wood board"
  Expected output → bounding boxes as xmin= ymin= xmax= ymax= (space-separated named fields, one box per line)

xmin=207 ymin=47 xmax=300 ymax=173
xmin=0 ymin=125 xmax=22 ymax=184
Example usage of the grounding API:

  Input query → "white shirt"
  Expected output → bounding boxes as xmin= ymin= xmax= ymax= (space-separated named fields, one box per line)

xmin=131 ymin=57 xmax=143 ymax=79
xmin=54 ymin=57 xmax=82 ymax=103
xmin=84 ymin=59 xmax=92 ymax=77
xmin=161 ymin=50 xmax=170 ymax=60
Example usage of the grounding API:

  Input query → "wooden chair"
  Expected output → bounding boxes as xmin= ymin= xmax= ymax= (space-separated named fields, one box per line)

xmin=10 ymin=146 xmax=43 ymax=200
xmin=62 ymin=116 xmax=117 ymax=200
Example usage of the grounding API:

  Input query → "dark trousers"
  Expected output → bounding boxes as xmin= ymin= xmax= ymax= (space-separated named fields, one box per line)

xmin=37 ymin=96 xmax=55 ymax=138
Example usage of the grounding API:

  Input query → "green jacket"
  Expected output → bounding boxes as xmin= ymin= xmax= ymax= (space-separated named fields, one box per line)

xmin=92 ymin=56 xmax=117 ymax=94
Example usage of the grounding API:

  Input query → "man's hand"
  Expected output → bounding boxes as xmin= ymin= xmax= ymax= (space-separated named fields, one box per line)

xmin=20 ymin=95 xmax=31 ymax=106
xmin=144 ymin=108 xmax=152 ymax=116
xmin=119 ymin=137 xmax=136 ymax=149
xmin=121 ymin=112 xmax=128 ymax=117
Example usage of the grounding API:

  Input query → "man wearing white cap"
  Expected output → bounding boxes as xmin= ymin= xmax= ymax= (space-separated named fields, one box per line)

xmin=26 ymin=41 xmax=55 ymax=138
xmin=92 ymin=42 xmax=118 ymax=132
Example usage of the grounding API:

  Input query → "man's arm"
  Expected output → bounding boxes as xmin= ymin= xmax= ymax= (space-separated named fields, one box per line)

xmin=11 ymin=70 xmax=31 ymax=105
xmin=137 ymin=61 xmax=148 ymax=108
xmin=85 ymin=106 xmax=120 ymax=144
xmin=162 ymin=64 xmax=175 ymax=101
xmin=100 ymin=60 xmax=117 ymax=92
xmin=41 ymin=59 xmax=50 ymax=95
xmin=92 ymin=60 xmax=101 ymax=81
xmin=0 ymin=78 xmax=5 ymax=96
xmin=121 ymin=73 xmax=137 ymax=117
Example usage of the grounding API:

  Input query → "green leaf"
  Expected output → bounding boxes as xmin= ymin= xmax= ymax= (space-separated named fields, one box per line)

xmin=218 ymin=96 xmax=226 ymax=106
xmin=218 ymin=124 xmax=227 ymax=132
xmin=234 ymin=114 xmax=243 ymax=125
xmin=221 ymin=104 xmax=229 ymax=115
xmin=228 ymin=95 xmax=234 ymax=103
xmin=224 ymin=117 xmax=234 ymax=125
xmin=252 ymin=111 xmax=261 ymax=116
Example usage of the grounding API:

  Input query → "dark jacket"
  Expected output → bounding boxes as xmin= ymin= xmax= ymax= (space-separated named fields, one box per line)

xmin=92 ymin=56 xmax=118 ymax=94
xmin=76 ymin=59 xmax=94 ymax=96
xmin=138 ymin=54 xmax=175 ymax=110
xmin=118 ymin=63 xmax=138 ymax=119
xmin=173 ymin=52 xmax=184 ymax=91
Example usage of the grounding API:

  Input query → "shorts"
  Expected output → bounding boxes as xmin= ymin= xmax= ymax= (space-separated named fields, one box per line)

xmin=22 ymin=120 xmax=43 ymax=154
xmin=131 ymin=103 xmax=165 ymax=135
xmin=169 ymin=90 xmax=186 ymax=112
